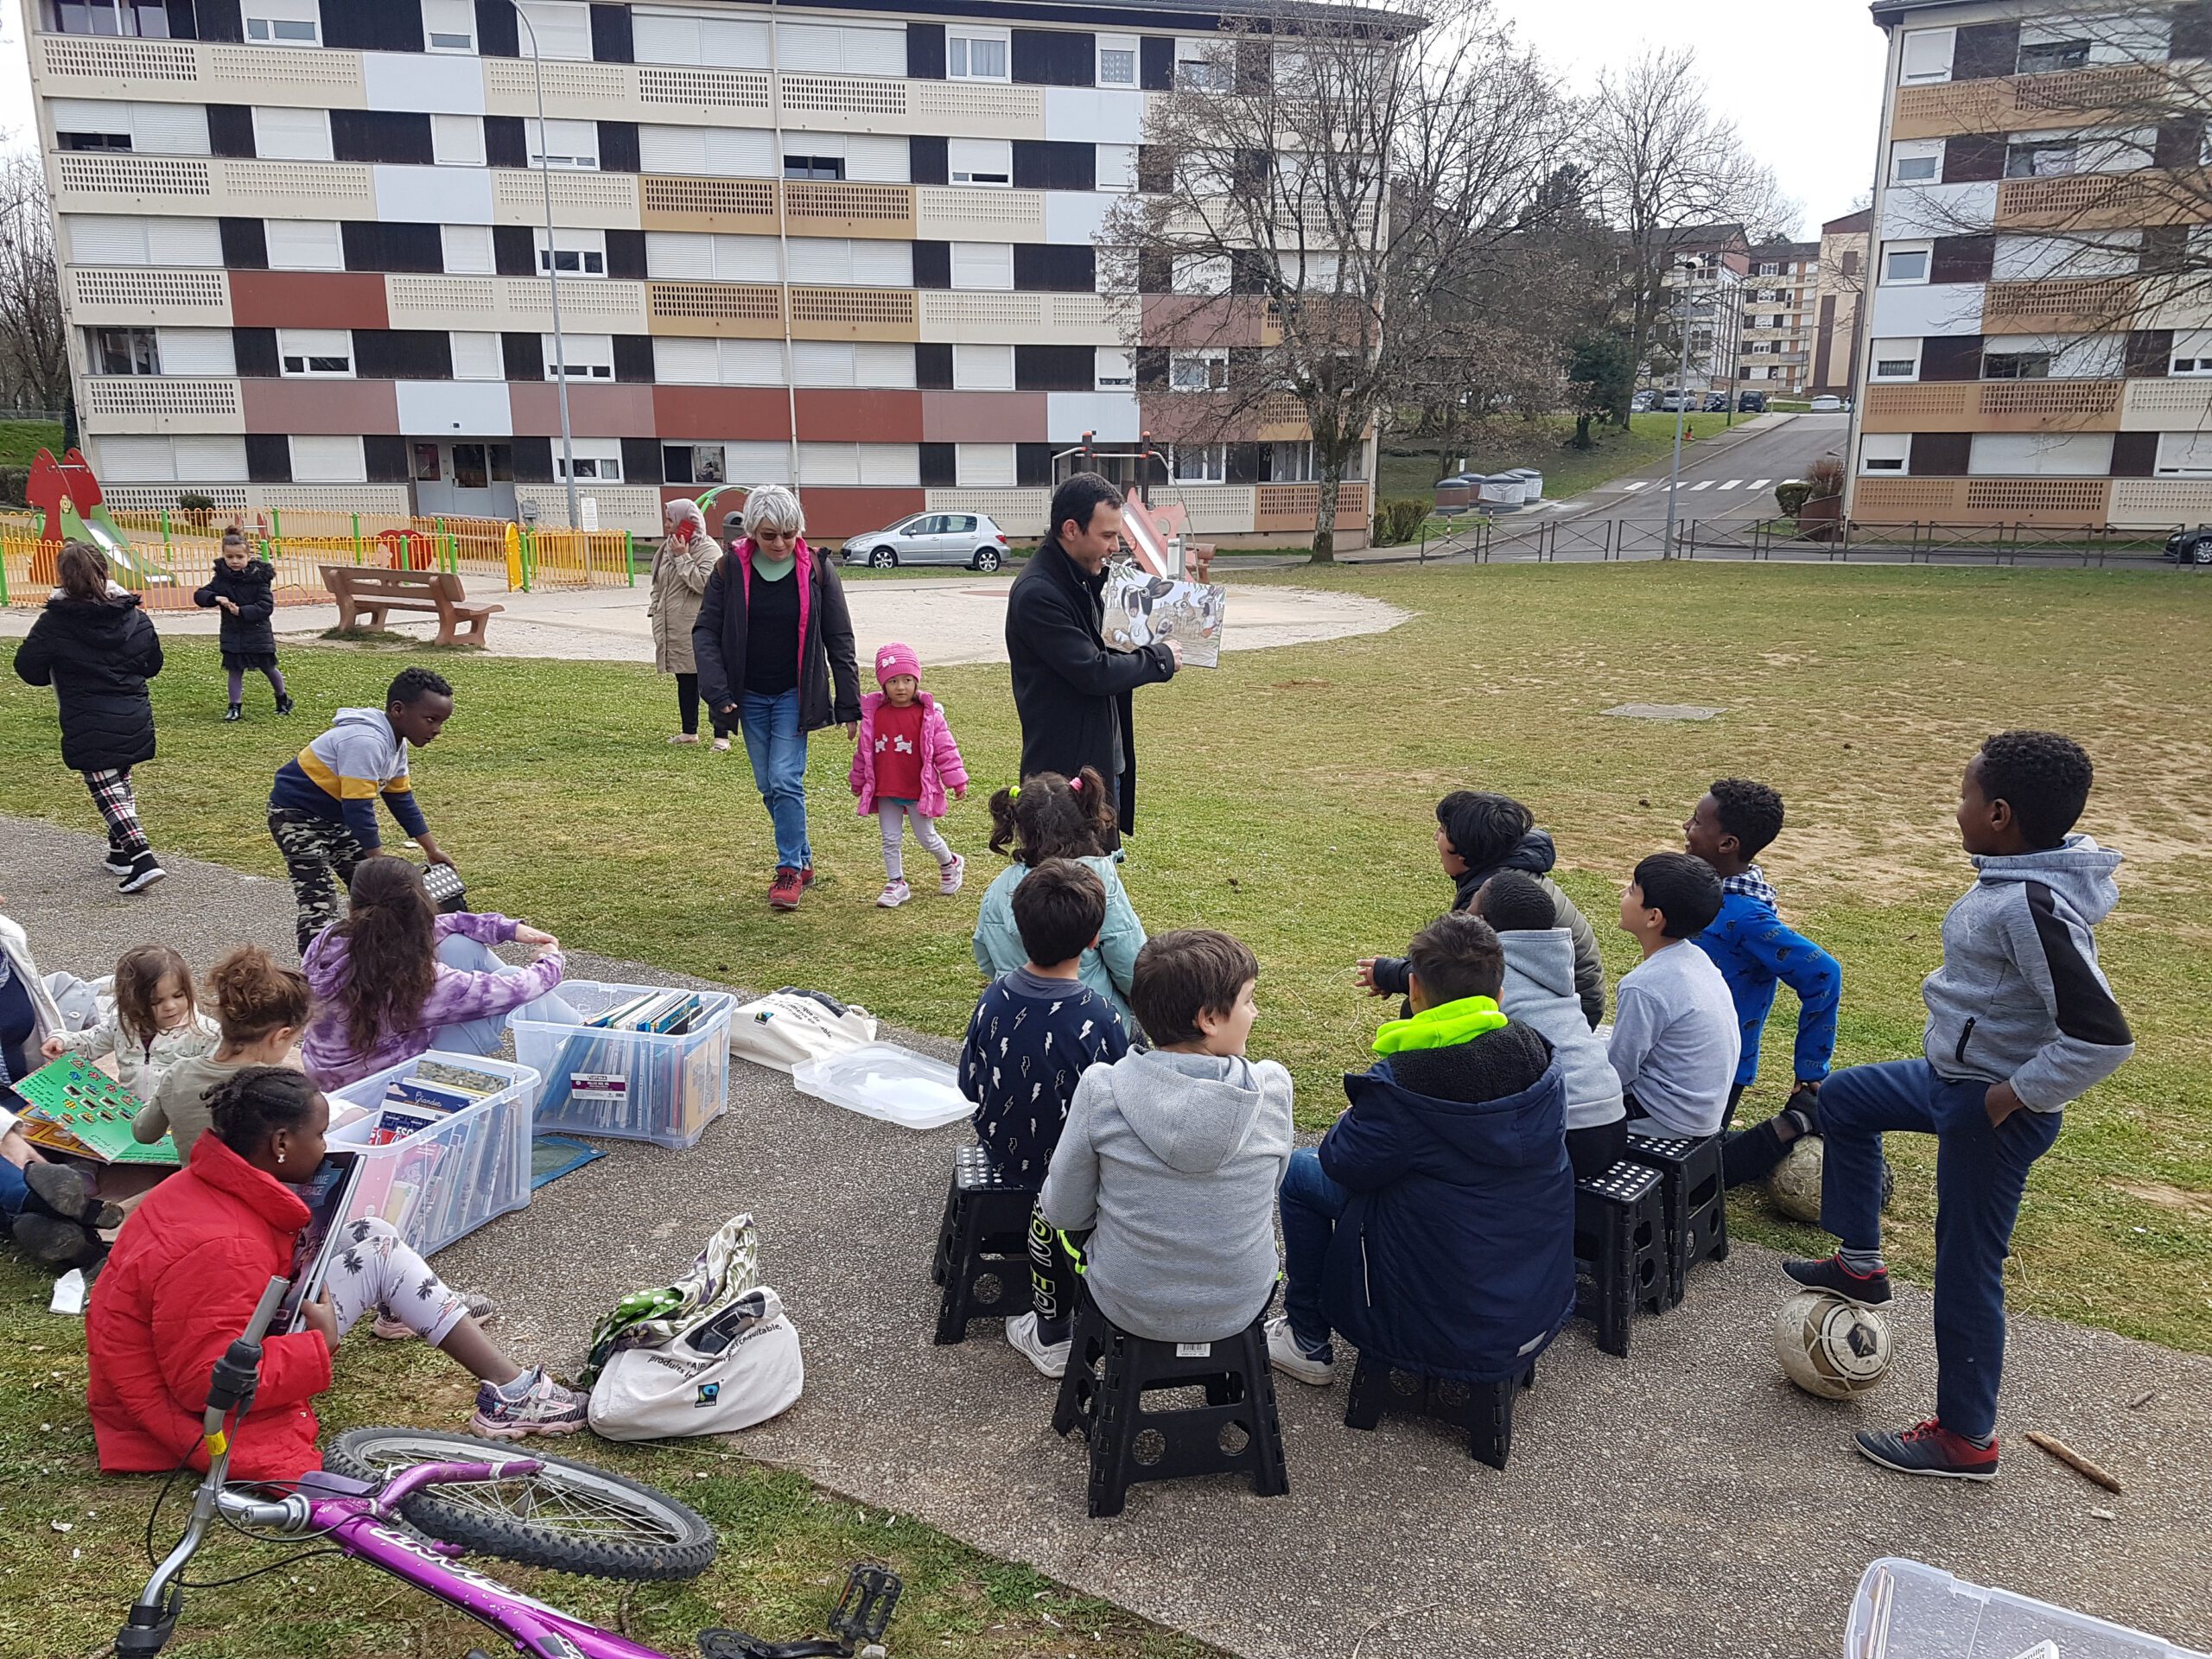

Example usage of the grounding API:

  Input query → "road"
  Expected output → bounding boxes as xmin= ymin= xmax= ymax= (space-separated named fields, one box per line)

xmin=1567 ymin=411 xmax=1850 ymax=527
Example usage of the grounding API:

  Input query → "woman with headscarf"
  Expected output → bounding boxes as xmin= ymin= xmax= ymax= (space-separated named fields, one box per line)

xmin=648 ymin=498 xmax=728 ymax=749
xmin=692 ymin=486 xmax=861 ymax=912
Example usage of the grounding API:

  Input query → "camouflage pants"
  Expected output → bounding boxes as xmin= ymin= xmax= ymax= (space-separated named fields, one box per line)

xmin=268 ymin=807 xmax=368 ymax=954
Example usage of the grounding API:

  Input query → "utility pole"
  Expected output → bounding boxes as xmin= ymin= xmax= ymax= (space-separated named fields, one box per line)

xmin=1661 ymin=257 xmax=1696 ymax=560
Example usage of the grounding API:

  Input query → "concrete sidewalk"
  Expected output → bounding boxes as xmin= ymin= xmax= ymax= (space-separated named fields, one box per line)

xmin=10 ymin=815 xmax=2209 ymax=1659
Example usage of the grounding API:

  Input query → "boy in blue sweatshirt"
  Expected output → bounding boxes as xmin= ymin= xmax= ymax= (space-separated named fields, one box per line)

xmin=957 ymin=857 xmax=1128 ymax=1378
xmin=1681 ymin=779 xmax=1841 ymax=1187
xmin=267 ymin=666 xmax=454 ymax=951
xmin=1788 ymin=732 xmax=2133 ymax=1481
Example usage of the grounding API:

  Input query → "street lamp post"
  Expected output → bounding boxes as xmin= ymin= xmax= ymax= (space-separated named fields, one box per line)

xmin=1660 ymin=257 xmax=1697 ymax=560
xmin=512 ymin=3 xmax=582 ymax=531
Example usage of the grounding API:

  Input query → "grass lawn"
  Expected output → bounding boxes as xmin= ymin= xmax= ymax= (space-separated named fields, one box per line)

xmin=1376 ymin=412 xmax=1715 ymax=509
xmin=3 ymin=559 xmax=2210 ymax=1646
xmin=0 ymin=419 xmax=65 ymax=468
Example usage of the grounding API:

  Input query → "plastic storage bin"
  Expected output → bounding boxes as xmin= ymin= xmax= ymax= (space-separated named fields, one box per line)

xmin=1847 ymin=1559 xmax=2208 ymax=1659
xmin=793 ymin=1044 xmax=970 ymax=1131
xmin=513 ymin=981 xmax=737 ymax=1149
xmin=327 ymin=1052 xmax=540 ymax=1258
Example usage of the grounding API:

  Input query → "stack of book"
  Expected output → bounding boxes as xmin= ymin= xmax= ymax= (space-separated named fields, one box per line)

xmin=588 ymin=990 xmax=706 ymax=1036
xmin=536 ymin=988 xmax=707 ymax=1135
xmin=347 ymin=1060 xmax=514 ymax=1249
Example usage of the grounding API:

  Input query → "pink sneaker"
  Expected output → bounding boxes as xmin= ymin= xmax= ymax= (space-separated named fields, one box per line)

xmin=877 ymin=879 xmax=912 ymax=908
xmin=938 ymin=854 xmax=965 ymax=896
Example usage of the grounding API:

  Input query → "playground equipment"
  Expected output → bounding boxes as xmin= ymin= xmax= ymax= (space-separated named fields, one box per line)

xmin=25 ymin=448 xmax=171 ymax=588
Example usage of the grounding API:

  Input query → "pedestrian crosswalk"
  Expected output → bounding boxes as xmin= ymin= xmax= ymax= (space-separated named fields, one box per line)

xmin=1611 ymin=474 xmax=1776 ymax=495
xmin=1622 ymin=480 xmax=1649 ymax=492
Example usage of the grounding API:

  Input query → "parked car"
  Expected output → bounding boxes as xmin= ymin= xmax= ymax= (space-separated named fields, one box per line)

xmin=1701 ymin=392 xmax=1729 ymax=412
xmin=842 ymin=512 xmax=1012 ymax=570
xmin=1630 ymin=391 xmax=1656 ymax=412
xmin=2165 ymin=524 xmax=2212 ymax=564
xmin=1656 ymin=390 xmax=1691 ymax=412
xmin=1808 ymin=394 xmax=1848 ymax=413
xmin=1738 ymin=391 xmax=1769 ymax=413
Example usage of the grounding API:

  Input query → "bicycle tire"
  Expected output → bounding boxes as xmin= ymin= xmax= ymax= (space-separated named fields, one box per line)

xmin=322 ymin=1427 xmax=715 ymax=1581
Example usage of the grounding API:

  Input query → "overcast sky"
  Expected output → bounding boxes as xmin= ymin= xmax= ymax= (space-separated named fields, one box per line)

xmin=1 ymin=1 xmax=1888 ymax=236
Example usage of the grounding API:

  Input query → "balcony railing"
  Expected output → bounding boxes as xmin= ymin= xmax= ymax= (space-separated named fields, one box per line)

xmin=1852 ymin=474 xmax=2113 ymax=525
xmin=1860 ymin=379 xmax=2121 ymax=432
xmin=1892 ymin=60 xmax=2183 ymax=141
xmin=1995 ymin=168 xmax=2207 ymax=230
xmin=1981 ymin=276 xmax=2139 ymax=334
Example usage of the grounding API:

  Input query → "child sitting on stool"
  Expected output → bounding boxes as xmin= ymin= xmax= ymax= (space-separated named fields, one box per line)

xmin=1610 ymin=853 xmax=1740 ymax=1139
xmin=957 ymin=858 xmax=1128 ymax=1378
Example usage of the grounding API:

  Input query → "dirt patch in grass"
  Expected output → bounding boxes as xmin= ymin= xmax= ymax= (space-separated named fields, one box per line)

xmin=2114 ymin=1180 xmax=2212 ymax=1217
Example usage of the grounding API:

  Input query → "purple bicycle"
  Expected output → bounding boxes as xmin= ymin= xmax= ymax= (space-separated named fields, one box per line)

xmin=118 ymin=1277 xmax=898 ymax=1659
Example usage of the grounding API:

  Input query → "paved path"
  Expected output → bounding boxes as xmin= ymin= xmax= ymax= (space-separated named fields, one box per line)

xmin=9 ymin=815 xmax=2210 ymax=1659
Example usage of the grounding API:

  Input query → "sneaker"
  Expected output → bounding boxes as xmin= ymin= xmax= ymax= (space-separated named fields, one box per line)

xmin=10 ymin=1211 xmax=106 ymax=1270
xmin=876 ymin=879 xmax=912 ymax=909
xmin=938 ymin=853 xmax=965 ymax=896
xmin=768 ymin=866 xmax=804 ymax=911
xmin=276 ymin=694 xmax=296 ymax=716
xmin=711 ymin=735 xmax=730 ymax=753
xmin=1265 ymin=1315 xmax=1334 ymax=1386
xmin=1856 ymin=1419 xmax=2001 ymax=1482
xmin=798 ymin=865 xmax=817 ymax=888
xmin=118 ymin=853 xmax=167 ymax=894
xmin=1004 ymin=1312 xmax=1071 ymax=1380
xmin=1783 ymin=1254 xmax=1893 ymax=1306
xmin=103 ymin=833 xmax=132 ymax=876
xmin=224 ymin=703 xmax=243 ymax=722
xmin=24 ymin=1161 xmax=125 ymax=1231
xmin=373 ymin=1287 xmax=495 ymax=1341
xmin=468 ymin=1368 xmax=589 ymax=1440
xmin=668 ymin=732 xmax=701 ymax=745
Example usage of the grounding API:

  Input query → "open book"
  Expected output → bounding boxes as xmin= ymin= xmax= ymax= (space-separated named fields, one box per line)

xmin=276 ymin=1150 xmax=367 ymax=1334
xmin=10 ymin=1056 xmax=178 ymax=1166
xmin=1102 ymin=563 xmax=1227 ymax=669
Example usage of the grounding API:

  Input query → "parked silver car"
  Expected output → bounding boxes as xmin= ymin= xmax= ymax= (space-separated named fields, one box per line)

xmin=842 ymin=512 xmax=1012 ymax=571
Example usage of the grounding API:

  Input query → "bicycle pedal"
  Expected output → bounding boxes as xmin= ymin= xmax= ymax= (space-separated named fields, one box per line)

xmin=696 ymin=1632 xmax=778 ymax=1659
xmin=832 ymin=1565 xmax=901 ymax=1645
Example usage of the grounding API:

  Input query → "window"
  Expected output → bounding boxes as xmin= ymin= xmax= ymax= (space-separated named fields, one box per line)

xmin=952 ymin=344 xmax=1014 ymax=391
xmin=785 ymin=237 xmax=908 ymax=287
xmin=252 ymin=106 xmax=333 ymax=162
xmin=639 ymin=124 xmax=774 ymax=177
xmin=432 ymin=115 xmax=486 ymax=168
xmin=450 ymin=332 xmax=503 ymax=379
xmin=948 ymin=140 xmax=1012 ymax=188
xmin=156 ymin=327 xmax=234 ymax=374
xmin=266 ymin=219 xmax=344 ymax=270
xmin=1891 ymin=139 xmax=1943 ymax=183
xmin=2017 ymin=36 xmax=2091 ymax=75
xmin=1898 ymin=27 xmax=1954 ymax=85
xmin=515 ymin=0 xmax=593 ymax=60
xmin=2005 ymin=138 xmax=2079 ymax=179
xmin=278 ymin=328 xmax=353 ymax=378
xmin=1172 ymin=443 xmax=1226 ymax=482
xmin=947 ymin=29 xmax=1009 ymax=80
xmin=1859 ymin=434 xmax=1910 ymax=474
xmin=662 ymin=442 xmax=728 ymax=486
xmin=790 ymin=342 xmax=856 ymax=385
xmin=653 ymin=337 xmax=785 ymax=385
xmin=773 ymin=20 xmax=903 ymax=74
xmin=1095 ymin=346 xmax=1135 ymax=390
xmin=2172 ymin=331 xmax=2212 ymax=376
xmin=646 ymin=232 xmax=779 ymax=283
xmin=555 ymin=439 xmax=624 ymax=482
xmin=413 ymin=442 xmax=441 ymax=482
xmin=1882 ymin=242 xmax=1932 ymax=284
xmin=1983 ymin=350 xmax=2052 ymax=380
xmin=1173 ymin=254 xmax=1231 ymax=296
xmin=633 ymin=10 xmax=769 ymax=68
xmin=243 ymin=0 xmax=319 ymax=44
xmin=1096 ymin=33 xmax=1138 ymax=86
xmin=88 ymin=327 xmax=159 ymax=375
xmin=535 ymin=227 xmax=607 ymax=276
xmin=52 ymin=99 xmax=209 ymax=156
xmin=2157 ymin=431 xmax=2212 ymax=476
xmin=1758 ymin=262 xmax=1779 ymax=276
xmin=58 ymin=129 xmax=131 ymax=152
xmin=783 ymin=155 xmax=844 ymax=181
xmin=1969 ymin=431 xmax=2113 ymax=474
xmin=291 ymin=435 xmax=365 ymax=483
xmin=955 ymin=443 xmax=1016 ymax=487
xmin=423 ymin=0 xmax=476 ymax=52
xmin=544 ymin=334 xmax=614 ymax=380
xmin=1177 ymin=51 xmax=1233 ymax=92
xmin=529 ymin=118 xmax=600 ymax=170
xmin=66 ymin=213 xmax=222 ymax=265
xmin=950 ymin=242 xmax=1014 ymax=290
xmin=48 ymin=1 xmax=172 ymax=37
xmin=1170 ymin=349 xmax=1227 ymax=391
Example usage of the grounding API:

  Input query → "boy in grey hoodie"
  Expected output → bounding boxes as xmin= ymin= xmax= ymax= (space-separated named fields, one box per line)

xmin=1039 ymin=929 xmax=1295 ymax=1344
xmin=1788 ymin=732 xmax=2133 ymax=1483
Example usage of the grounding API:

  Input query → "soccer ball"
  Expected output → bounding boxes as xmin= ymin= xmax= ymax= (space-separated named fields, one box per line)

xmin=1767 ymin=1135 xmax=1825 ymax=1224
xmin=1775 ymin=1289 xmax=1893 ymax=1399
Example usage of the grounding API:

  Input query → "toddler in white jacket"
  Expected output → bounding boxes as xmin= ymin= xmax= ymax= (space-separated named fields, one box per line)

xmin=43 ymin=944 xmax=219 ymax=1101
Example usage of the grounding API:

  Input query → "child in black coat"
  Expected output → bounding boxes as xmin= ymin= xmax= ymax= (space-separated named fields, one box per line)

xmin=194 ymin=530 xmax=290 ymax=721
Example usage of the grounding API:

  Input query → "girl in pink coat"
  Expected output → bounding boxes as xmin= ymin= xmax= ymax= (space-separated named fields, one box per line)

xmin=849 ymin=642 xmax=970 ymax=908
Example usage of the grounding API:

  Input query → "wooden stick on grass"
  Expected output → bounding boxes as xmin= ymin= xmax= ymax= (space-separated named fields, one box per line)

xmin=2025 ymin=1431 xmax=2124 ymax=1494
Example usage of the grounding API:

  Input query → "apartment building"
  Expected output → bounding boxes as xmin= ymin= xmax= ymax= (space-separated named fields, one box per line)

xmin=1809 ymin=207 xmax=1871 ymax=398
xmin=1636 ymin=224 xmax=1749 ymax=394
xmin=26 ymin=0 xmax=1381 ymax=543
xmin=1850 ymin=0 xmax=2212 ymax=528
xmin=1737 ymin=238 xmax=1820 ymax=393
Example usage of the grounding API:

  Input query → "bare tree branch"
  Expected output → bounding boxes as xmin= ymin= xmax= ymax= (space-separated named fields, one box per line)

xmin=0 ymin=152 xmax=70 ymax=415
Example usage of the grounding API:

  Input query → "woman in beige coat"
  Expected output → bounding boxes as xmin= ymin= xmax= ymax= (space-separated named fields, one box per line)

xmin=649 ymin=499 xmax=728 ymax=747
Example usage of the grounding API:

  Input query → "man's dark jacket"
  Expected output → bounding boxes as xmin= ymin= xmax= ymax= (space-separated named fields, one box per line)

xmin=1003 ymin=537 xmax=1173 ymax=834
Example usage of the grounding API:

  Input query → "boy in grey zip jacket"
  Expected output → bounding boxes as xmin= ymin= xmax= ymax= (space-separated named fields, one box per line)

xmin=1040 ymin=929 xmax=1295 ymax=1344
xmin=1788 ymin=732 xmax=2133 ymax=1484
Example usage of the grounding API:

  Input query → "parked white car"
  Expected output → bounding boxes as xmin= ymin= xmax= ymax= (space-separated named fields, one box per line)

xmin=1808 ymin=395 xmax=1849 ymax=413
xmin=841 ymin=512 xmax=1013 ymax=570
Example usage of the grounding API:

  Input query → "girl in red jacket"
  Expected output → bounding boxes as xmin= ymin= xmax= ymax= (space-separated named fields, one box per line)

xmin=88 ymin=1067 xmax=585 ymax=1481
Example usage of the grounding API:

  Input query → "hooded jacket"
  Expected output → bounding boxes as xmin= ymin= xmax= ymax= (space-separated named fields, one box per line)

xmin=1497 ymin=928 xmax=1625 ymax=1133
xmin=973 ymin=855 xmax=1147 ymax=1029
xmin=87 ymin=1131 xmax=332 ymax=1481
xmin=1319 ymin=1021 xmax=1574 ymax=1383
xmin=268 ymin=707 xmax=426 ymax=849
xmin=1004 ymin=537 xmax=1175 ymax=836
xmin=1039 ymin=1046 xmax=1295 ymax=1342
xmin=849 ymin=690 xmax=969 ymax=817
xmin=13 ymin=591 xmax=162 ymax=772
xmin=1694 ymin=885 xmax=1840 ymax=1090
xmin=192 ymin=558 xmax=278 ymax=658
xmin=1370 ymin=837 xmax=1607 ymax=1028
xmin=692 ymin=536 xmax=861 ymax=734
xmin=1923 ymin=836 xmax=2133 ymax=1112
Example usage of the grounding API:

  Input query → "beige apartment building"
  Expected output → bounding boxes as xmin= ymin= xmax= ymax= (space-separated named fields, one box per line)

xmin=1848 ymin=0 xmax=2212 ymax=528
xmin=1810 ymin=207 xmax=1872 ymax=397
xmin=1738 ymin=238 xmax=1819 ymax=393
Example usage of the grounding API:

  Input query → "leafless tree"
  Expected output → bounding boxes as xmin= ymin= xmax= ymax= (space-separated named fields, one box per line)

xmin=1586 ymin=48 xmax=1796 ymax=420
xmin=1103 ymin=0 xmax=1573 ymax=562
xmin=0 ymin=152 xmax=69 ymax=416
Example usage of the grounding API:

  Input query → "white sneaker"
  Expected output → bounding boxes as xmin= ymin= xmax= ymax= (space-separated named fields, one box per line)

xmin=937 ymin=853 xmax=965 ymax=896
xmin=876 ymin=879 xmax=912 ymax=908
xmin=1266 ymin=1315 xmax=1333 ymax=1385
xmin=711 ymin=735 xmax=731 ymax=753
xmin=668 ymin=733 xmax=701 ymax=745
xmin=1005 ymin=1312 xmax=1071 ymax=1380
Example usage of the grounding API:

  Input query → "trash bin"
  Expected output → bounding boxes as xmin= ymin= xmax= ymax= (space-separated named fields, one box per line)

xmin=1507 ymin=467 xmax=1544 ymax=502
xmin=1476 ymin=474 xmax=1527 ymax=511
xmin=1433 ymin=475 xmax=1475 ymax=513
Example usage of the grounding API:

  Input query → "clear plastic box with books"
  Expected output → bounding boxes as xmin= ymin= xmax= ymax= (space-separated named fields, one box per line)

xmin=326 ymin=1052 xmax=542 ymax=1258
xmin=512 ymin=981 xmax=738 ymax=1149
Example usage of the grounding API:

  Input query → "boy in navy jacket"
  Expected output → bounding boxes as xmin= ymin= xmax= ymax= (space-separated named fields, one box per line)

xmin=1788 ymin=732 xmax=2133 ymax=1481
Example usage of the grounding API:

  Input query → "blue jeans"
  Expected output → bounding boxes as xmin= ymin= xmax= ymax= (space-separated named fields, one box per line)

xmin=0 ymin=1154 xmax=26 ymax=1224
xmin=741 ymin=689 xmax=811 ymax=871
xmin=1279 ymin=1147 xmax=1349 ymax=1354
xmin=1819 ymin=1058 xmax=2063 ymax=1441
xmin=431 ymin=934 xmax=580 ymax=1056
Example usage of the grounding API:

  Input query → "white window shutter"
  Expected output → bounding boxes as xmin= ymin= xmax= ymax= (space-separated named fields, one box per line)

xmin=639 ymin=125 xmax=703 ymax=174
xmin=775 ymin=23 xmax=842 ymax=72
xmin=132 ymin=104 xmax=210 ymax=154
xmin=442 ymin=223 xmax=495 ymax=274
xmin=952 ymin=345 xmax=1014 ymax=391
xmin=173 ymin=435 xmax=247 ymax=481
xmin=266 ymin=219 xmax=344 ymax=270
xmin=653 ymin=336 xmax=720 ymax=383
xmin=854 ymin=343 xmax=914 ymax=388
xmin=432 ymin=114 xmax=486 ymax=167
xmin=720 ymin=340 xmax=785 ymax=384
xmin=252 ymin=105 xmax=333 ymax=162
xmin=148 ymin=218 xmax=223 ymax=266
xmin=646 ymin=231 xmax=714 ymax=279
xmin=450 ymin=332 xmax=503 ymax=378
xmin=516 ymin=1 xmax=592 ymax=60
xmin=156 ymin=328 xmax=236 ymax=374
xmin=850 ymin=241 xmax=912 ymax=287
xmin=67 ymin=215 xmax=151 ymax=264
xmin=791 ymin=342 xmax=855 ymax=385
xmin=956 ymin=443 xmax=1017 ymax=486
xmin=292 ymin=435 xmax=368 ymax=483
xmin=713 ymin=235 xmax=780 ymax=283
xmin=785 ymin=238 xmax=854 ymax=285
xmin=950 ymin=242 xmax=1013 ymax=290
xmin=101 ymin=436 xmax=177 ymax=480
xmin=859 ymin=444 xmax=918 ymax=486
xmin=725 ymin=439 xmax=791 ymax=483
xmin=838 ymin=24 xmax=904 ymax=75
xmin=843 ymin=135 xmax=910 ymax=183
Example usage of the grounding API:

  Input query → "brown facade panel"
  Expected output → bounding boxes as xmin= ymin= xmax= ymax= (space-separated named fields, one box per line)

xmin=796 ymin=388 xmax=924 ymax=441
xmin=228 ymin=270 xmax=388 ymax=330
xmin=508 ymin=383 xmax=658 ymax=436
xmin=651 ymin=385 xmax=791 ymax=442
xmin=792 ymin=486 xmax=928 ymax=540
xmin=917 ymin=391 xmax=1047 ymax=441
xmin=239 ymin=377 xmax=399 ymax=435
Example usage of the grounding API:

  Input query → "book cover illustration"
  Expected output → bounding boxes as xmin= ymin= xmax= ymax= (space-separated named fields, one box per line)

xmin=1102 ymin=565 xmax=1227 ymax=669
xmin=11 ymin=1057 xmax=178 ymax=1166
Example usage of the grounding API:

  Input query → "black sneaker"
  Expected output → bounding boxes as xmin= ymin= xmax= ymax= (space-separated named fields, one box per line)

xmin=224 ymin=702 xmax=243 ymax=722
xmin=276 ymin=694 xmax=296 ymax=716
xmin=1783 ymin=1254 xmax=1892 ymax=1306
xmin=25 ymin=1161 xmax=126 ymax=1230
xmin=118 ymin=852 xmax=168 ymax=893
xmin=101 ymin=844 xmax=133 ymax=877
xmin=1856 ymin=1419 xmax=2000 ymax=1482
xmin=10 ymin=1211 xmax=106 ymax=1270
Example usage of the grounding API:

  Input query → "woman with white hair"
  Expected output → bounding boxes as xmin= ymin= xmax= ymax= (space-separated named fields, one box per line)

xmin=692 ymin=485 xmax=861 ymax=911
xmin=647 ymin=497 xmax=727 ymax=747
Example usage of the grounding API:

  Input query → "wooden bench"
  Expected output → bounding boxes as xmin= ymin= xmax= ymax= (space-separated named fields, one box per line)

xmin=320 ymin=565 xmax=502 ymax=649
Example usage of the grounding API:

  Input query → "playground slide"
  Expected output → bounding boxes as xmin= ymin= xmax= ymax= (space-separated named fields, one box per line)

xmin=25 ymin=448 xmax=170 ymax=587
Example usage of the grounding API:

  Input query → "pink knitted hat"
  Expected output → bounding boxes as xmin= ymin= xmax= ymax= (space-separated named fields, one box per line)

xmin=874 ymin=641 xmax=922 ymax=686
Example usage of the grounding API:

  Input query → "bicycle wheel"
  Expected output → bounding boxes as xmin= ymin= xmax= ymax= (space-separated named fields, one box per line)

xmin=323 ymin=1427 xmax=715 ymax=1581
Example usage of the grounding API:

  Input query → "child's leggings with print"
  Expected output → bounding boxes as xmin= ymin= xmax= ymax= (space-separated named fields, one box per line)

xmin=1026 ymin=1205 xmax=1080 ymax=1341
xmin=321 ymin=1217 xmax=472 ymax=1345
xmin=878 ymin=801 xmax=952 ymax=881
